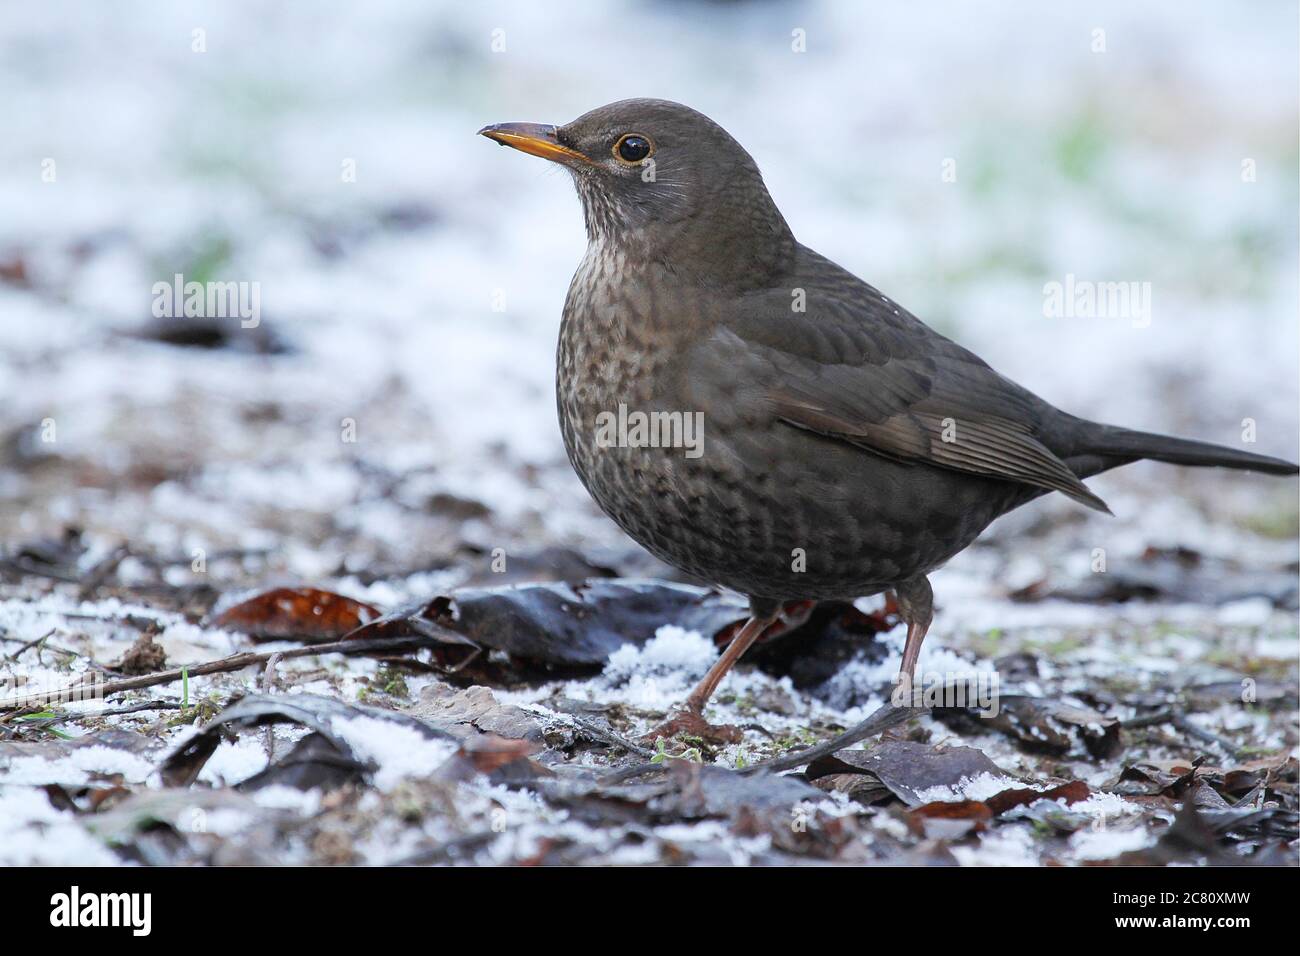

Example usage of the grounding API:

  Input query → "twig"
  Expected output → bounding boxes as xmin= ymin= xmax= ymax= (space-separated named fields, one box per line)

xmin=1125 ymin=709 xmax=1245 ymax=759
xmin=1172 ymin=714 xmax=1246 ymax=760
xmin=260 ymin=652 xmax=283 ymax=693
xmin=1123 ymin=709 xmax=1176 ymax=729
xmin=0 ymin=558 xmax=81 ymax=583
xmin=565 ymin=713 xmax=655 ymax=759
xmin=0 ymin=636 xmax=433 ymax=711
xmin=4 ymin=628 xmax=55 ymax=662
xmin=57 ymin=610 xmax=165 ymax=628
xmin=12 ymin=699 xmax=185 ymax=728
xmin=77 ymin=545 xmax=130 ymax=599
xmin=128 ymin=547 xmax=272 ymax=570
xmin=740 ymin=702 xmax=921 ymax=775
xmin=260 ymin=652 xmax=283 ymax=760
xmin=599 ymin=701 xmax=922 ymax=784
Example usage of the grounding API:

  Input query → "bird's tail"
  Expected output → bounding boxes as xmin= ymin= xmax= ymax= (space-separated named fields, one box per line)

xmin=1080 ymin=424 xmax=1299 ymax=475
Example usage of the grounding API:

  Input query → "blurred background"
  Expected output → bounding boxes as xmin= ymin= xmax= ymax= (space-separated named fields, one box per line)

xmin=1 ymin=0 xmax=1296 ymax=607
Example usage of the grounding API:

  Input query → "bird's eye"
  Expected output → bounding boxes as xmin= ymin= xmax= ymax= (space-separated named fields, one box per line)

xmin=613 ymin=133 xmax=653 ymax=164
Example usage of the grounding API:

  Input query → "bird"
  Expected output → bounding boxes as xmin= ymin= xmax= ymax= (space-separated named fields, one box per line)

xmin=479 ymin=99 xmax=1298 ymax=742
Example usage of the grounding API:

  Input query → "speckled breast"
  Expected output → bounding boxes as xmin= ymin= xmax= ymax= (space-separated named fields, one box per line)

xmin=555 ymin=245 xmax=1023 ymax=602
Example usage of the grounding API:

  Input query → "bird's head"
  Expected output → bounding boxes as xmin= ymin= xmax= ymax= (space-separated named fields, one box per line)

xmin=480 ymin=98 xmax=794 ymax=285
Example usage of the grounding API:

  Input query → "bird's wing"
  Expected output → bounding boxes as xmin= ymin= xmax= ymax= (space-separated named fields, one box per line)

xmin=694 ymin=249 xmax=1110 ymax=512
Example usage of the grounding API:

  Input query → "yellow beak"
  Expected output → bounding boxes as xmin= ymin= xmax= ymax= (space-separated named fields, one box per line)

xmin=478 ymin=123 xmax=592 ymax=166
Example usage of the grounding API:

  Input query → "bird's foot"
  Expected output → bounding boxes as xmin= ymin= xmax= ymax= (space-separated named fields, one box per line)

xmin=640 ymin=707 xmax=743 ymax=746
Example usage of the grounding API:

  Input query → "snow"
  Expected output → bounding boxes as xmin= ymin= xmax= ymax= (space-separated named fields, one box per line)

xmin=913 ymin=773 xmax=1027 ymax=804
xmin=328 ymin=715 xmax=459 ymax=791
xmin=1069 ymin=826 xmax=1156 ymax=862
xmin=246 ymin=784 xmax=322 ymax=815
xmin=0 ymin=786 xmax=119 ymax=866
xmin=195 ymin=735 xmax=273 ymax=787
xmin=952 ymin=827 xmax=1040 ymax=867
xmin=604 ymin=625 xmax=716 ymax=682
xmin=0 ymin=746 xmax=157 ymax=786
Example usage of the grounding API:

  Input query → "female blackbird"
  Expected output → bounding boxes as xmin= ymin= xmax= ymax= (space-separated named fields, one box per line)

xmin=481 ymin=99 xmax=1297 ymax=740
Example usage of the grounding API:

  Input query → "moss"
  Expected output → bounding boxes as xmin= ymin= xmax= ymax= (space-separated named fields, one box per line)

xmin=376 ymin=665 xmax=410 ymax=700
xmin=772 ymin=727 xmax=820 ymax=751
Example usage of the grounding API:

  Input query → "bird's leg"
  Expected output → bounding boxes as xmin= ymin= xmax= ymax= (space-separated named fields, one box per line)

xmin=892 ymin=576 xmax=934 ymax=705
xmin=681 ymin=613 xmax=775 ymax=713
xmin=641 ymin=607 xmax=779 ymax=745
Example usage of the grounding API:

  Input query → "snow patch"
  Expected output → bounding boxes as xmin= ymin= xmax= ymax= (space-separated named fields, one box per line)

xmin=329 ymin=715 xmax=458 ymax=791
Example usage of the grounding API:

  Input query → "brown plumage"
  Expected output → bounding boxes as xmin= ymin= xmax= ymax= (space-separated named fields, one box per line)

xmin=481 ymin=99 xmax=1298 ymax=741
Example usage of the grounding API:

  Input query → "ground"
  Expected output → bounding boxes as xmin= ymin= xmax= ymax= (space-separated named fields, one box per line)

xmin=0 ymin=1 xmax=1296 ymax=865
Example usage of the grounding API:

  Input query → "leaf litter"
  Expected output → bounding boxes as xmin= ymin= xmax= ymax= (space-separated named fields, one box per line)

xmin=1 ymin=560 xmax=1295 ymax=865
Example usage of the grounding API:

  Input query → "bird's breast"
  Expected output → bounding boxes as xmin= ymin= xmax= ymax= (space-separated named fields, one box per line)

xmin=558 ymin=242 xmax=699 ymax=425
xmin=555 ymin=240 xmax=718 ymax=522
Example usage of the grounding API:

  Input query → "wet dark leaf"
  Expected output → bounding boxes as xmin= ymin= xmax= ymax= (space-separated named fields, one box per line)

xmin=1185 ymin=680 xmax=1297 ymax=711
xmin=238 ymin=733 xmax=368 ymax=792
xmin=908 ymin=780 xmax=1094 ymax=839
xmin=347 ymin=579 xmax=747 ymax=681
xmin=1112 ymin=798 xmax=1231 ymax=865
xmin=1199 ymin=806 xmax=1299 ymax=845
xmin=1221 ymin=753 xmax=1298 ymax=804
xmin=131 ymin=315 xmax=291 ymax=355
xmin=159 ymin=693 xmax=456 ymax=787
xmin=1110 ymin=760 xmax=1199 ymax=798
xmin=455 ymin=545 xmax=619 ymax=587
xmin=660 ymin=761 xmax=823 ymax=819
xmin=537 ymin=762 xmax=821 ymax=827
xmin=0 ymin=728 xmax=160 ymax=763
xmin=434 ymin=734 xmax=545 ymax=784
xmin=939 ymin=695 xmax=1121 ymax=759
xmin=348 ymin=581 xmax=901 ymax=688
xmin=805 ymin=739 xmax=1013 ymax=807
xmin=0 ymin=527 xmax=85 ymax=580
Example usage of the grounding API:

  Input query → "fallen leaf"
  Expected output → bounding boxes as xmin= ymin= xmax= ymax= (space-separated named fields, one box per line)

xmin=409 ymin=682 xmax=546 ymax=742
xmin=908 ymin=799 xmax=993 ymax=839
xmin=347 ymin=579 xmax=746 ymax=680
xmin=159 ymin=693 xmax=456 ymax=787
xmin=805 ymin=739 xmax=1014 ymax=807
xmin=238 ymin=733 xmax=368 ymax=792
xmin=434 ymin=734 xmax=544 ymax=783
xmin=985 ymin=780 xmax=1092 ymax=815
xmin=907 ymin=779 xmax=1092 ymax=839
xmin=211 ymin=587 xmax=381 ymax=643
xmin=941 ymin=695 xmax=1122 ymax=759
